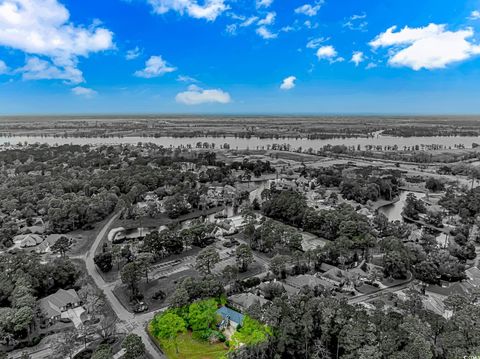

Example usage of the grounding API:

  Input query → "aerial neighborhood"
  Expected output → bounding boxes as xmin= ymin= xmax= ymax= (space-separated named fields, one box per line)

xmin=0 ymin=117 xmax=479 ymax=359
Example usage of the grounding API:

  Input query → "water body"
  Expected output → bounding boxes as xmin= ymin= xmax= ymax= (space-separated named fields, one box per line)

xmin=379 ymin=191 xmax=426 ymax=222
xmin=1 ymin=134 xmax=479 ymax=151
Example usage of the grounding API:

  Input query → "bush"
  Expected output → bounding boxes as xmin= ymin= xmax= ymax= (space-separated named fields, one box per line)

xmin=94 ymin=252 xmax=113 ymax=272
xmin=242 ymin=277 xmax=261 ymax=288
xmin=152 ymin=290 xmax=166 ymax=300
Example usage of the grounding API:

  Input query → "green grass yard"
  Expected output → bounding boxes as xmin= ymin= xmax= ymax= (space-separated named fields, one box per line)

xmin=156 ymin=332 xmax=228 ymax=359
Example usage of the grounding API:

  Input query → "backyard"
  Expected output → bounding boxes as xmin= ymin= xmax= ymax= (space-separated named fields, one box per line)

xmin=155 ymin=332 xmax=228 ymax=359
xmin=148 ymin=298 xmax=270 ymax=359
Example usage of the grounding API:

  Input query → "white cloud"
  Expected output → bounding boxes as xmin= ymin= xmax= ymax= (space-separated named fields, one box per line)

xmin=0 ymin=60 xmax=8 ymax=74
xmin=256 ymin=26 xmax=277 ymax=39
xmin=316 ymin=45 xmax=336 ymax=59
xmin=295 ymin=2 xmax=323 ymax=17
xmin=176 ymin=84 xmax=231 ymax=105
xmin=343 ymin=13 xmax=368 ymax=31
xmin=257 ymin=12 xmax=276 ymax=26
xmin=0 ymin=0 xmax=114 ymax=83
xmin=281 ymin=25 xmax=295 ymax=33
xmin=241 ymin=16 xmax=259 ymax=27
xmin=469 ymin=10 xmax=480 ymax=20
xmin=304 ymin=20 xmax=319 ymax=29
xmin=370 ymin=23 xmax=480 ymax=70
xmin=18 ymin=57 xmax=83 ymax=84
xmin=351 ymin=51 xmax=364 ymax=66
xmin=126 ymin=47 xmax=142 ymax=60
xmin=177 ymin=74 xmax=199 ymax=83
xmin=306 ymin=37 xmax=327 ymax=49
xmin=147 ymin=0 xmax=228 ymax=21
xmin=280 ymin=76 xmax=296 ymax=90
xmin=256 ymin=0 xmax=273 ymax=9
xmin=316 ymin=45 xmax=343 ymax=63
xmin=366 ymin=62 xmax=377 ymax=70
xmin=134 ymin=55 xmax=176 ymax=78
xmin=72 ymin=86 xmax=97 ymax=98
xmin=225 ymin=23 xmax=237 ymax=35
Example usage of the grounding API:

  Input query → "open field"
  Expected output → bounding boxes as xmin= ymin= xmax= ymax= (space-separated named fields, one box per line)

xmin=2 ymin=115 xmax=480 ymax=139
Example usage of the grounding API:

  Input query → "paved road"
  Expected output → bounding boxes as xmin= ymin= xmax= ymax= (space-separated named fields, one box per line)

xmin=81 ymin=212 xmax=166 ymax=359
xmin=348 ymin=273 xmax=414 ymax=305
xmin=8 ymin=344 xmax=52 ymax=359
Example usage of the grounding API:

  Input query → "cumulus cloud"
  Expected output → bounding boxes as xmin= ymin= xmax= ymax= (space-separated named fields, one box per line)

xmin=316 ymin=45 xmax=343 ymax=63
xmin=0 ymin=60 xmax=8 ymax=74
xmin=126 ymin=47 xmax=142 ymax=60
xmin=0 ymin=0 xmax=114 ymax=83
xmin=280 ymin=76 xmax=296 ymax=90
xmin=469 ymin=10 xmax=480 ymax=20
xmin=256 ymin=26 xmax=277 ymax=39
xmin=256 ymin=0 xmax=273 ymax=9
xmin=72 ymin=86 xmax=97 ymax=98
xmin=370 ymin=23 xmax=480 ymax=70
xmin=295 ymin=2 xmax=323 ymax=16
xmin=175 ymin=84 xmax=231 ymax=105
xmin=147 ymin=0 xmax=228 ymax=21
xmin=18 ymin=57 xmax=83 ymax=84
xmin=134 ymin=55 xmax=176 ymax=78
xmin=351 ymin=51 xmax=364 ymax=66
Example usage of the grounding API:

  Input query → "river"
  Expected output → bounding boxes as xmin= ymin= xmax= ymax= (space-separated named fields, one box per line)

xmin=0 ymin=134 xmax=479 ymax=151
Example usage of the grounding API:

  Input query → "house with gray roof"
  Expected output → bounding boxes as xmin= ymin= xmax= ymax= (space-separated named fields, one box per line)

xmin=39 ymin=289 xmax=82 ymax=324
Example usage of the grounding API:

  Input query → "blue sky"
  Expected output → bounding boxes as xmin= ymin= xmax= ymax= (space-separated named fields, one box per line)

xmin=0 ymin=0 xmax=480 ymax=114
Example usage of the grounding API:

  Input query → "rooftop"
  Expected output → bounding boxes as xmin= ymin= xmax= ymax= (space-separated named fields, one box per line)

xmin=216 ymin=306 xmax=244 ymax=326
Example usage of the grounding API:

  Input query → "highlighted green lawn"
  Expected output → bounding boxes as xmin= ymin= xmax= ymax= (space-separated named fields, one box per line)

xmin=155 ymin=332 xmax=228 ymax=359
xmin=148 ymin=298 xmax=270 ymax=359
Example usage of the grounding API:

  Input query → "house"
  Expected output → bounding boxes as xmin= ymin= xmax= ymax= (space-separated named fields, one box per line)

xmin=320 ymin=267 xmax=359 ymax=291
xmin=13 ymin=233 xmax=44 ymax=248
xmin=39 ymin=289 xmax=83 ymax=325
xmin=285 ymin=274 xmax=335 ymax=291
xmin=229 ymin=293 xmax=269 ymax=311
xmin=217 ymin=306 xmax=244 ymax=329
xmin=258 ymin=281 xmax=298 ymax=297
xmin=34 ymin=234 xmax=64 ymax=254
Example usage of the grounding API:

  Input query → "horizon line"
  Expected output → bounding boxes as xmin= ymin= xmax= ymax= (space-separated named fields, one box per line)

xmin=2 ymin=112 xmax=480 ymax=118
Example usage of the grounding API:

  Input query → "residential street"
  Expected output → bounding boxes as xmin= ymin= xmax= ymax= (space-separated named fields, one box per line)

xmin=81 ymin=212 xmax=166 ymax=359
xmin=348 ymin=273 xmax=414 ymax=305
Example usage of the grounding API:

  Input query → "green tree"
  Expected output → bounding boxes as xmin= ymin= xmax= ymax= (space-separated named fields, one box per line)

xmin=13 ymin=306 xmax=33 ymax=334
xmin=151 ymin=311 xmax=186 ymax=353
xmin=121 ymin=262 xmax=141 ymax=298
xmin=383 ymin=251 xmax=409 ymax=279
xmin=91 ymin=345 xmax=113 ymax=359
xmin=122 ymin=333 xmax=146 ymax=359
xmin=187 ymin=299 xmax=218 ymax=334
xmin=135 ymin=253 xmax=154 ymax=283
xmin=94 ymin=252 xmax=113 ymax=272
xmin=195 ymin=247 xmax=220 ymax=275
xmin=50 ymin=236 xmax=72 ymax=257
xmin=235 ymin=244 xmax=254 ymax=272
xmin=269 ymin=255 xmax=290 ymax=278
